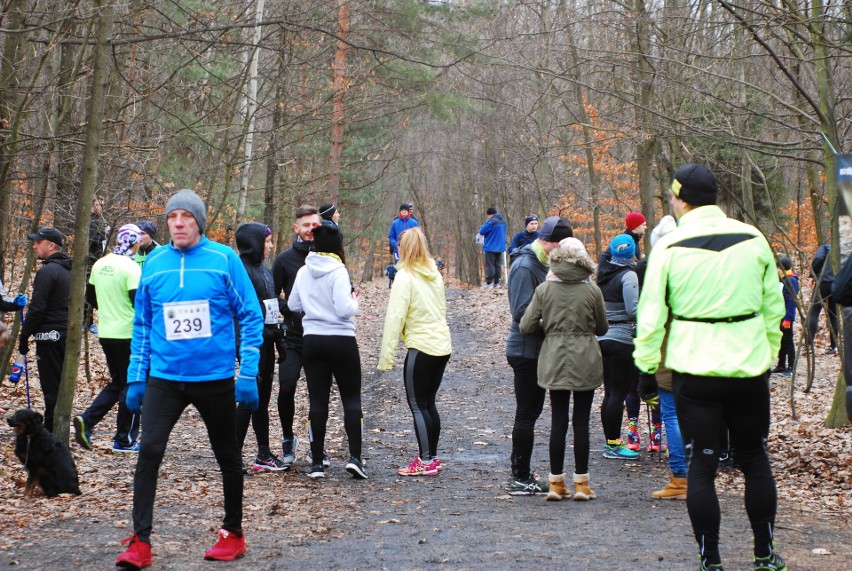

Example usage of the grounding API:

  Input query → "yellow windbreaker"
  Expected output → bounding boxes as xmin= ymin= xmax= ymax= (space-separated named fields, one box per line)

xmin=634 ymin=205 xmax=784 ymax=378
xmin=378 ymin=262 xmax=452 ymax=370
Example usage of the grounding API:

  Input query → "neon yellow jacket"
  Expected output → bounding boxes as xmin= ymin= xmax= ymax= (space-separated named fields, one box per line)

xmin=378 ymin=261 xmax=452 ymax=370
xmin=634 ymin=205 xmax=784 ymax=378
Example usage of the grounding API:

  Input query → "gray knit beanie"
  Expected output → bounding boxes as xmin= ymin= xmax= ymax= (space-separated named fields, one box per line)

xmin=165 ymin=189 xmax=207 ymax=234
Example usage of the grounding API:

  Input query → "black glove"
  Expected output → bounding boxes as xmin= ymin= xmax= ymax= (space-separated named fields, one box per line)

xmin=638 ymin=372 xmax=659 ymax=407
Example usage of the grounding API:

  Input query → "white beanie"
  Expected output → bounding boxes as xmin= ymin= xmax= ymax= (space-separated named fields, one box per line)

xmin=649 ymin=215 xmax=677 ymax=249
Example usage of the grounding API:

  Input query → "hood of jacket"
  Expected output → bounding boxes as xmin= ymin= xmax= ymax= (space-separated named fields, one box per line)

xmin=304 ymin=251 xmax=347 ymax=279
xmin=236 ymin=222 xmax=267 ymax=266
xmin=596 ymin=256 xmax=633 ymax=288
xmin=400 ymin=259 xmax=441 ymax=282
xmin=43 ymin=252 xmax=72 ymax=270
xmin=490 ymin=212 xmax=506 ymax=226
xmin=549 ymin=245 xmax=595 ymax=282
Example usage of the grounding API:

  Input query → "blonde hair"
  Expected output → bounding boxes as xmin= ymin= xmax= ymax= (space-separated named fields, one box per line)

xmin=397 ymin=227 xmax=435 ymax=271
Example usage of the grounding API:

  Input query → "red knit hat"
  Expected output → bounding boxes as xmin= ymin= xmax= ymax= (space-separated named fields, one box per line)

xmin=625 ymin=211 xmax=646 ymax=231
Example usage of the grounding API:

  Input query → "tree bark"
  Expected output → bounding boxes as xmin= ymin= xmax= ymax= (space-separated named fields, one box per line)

xmin=54 ymin=0 xmax=113 ymax=442
xmin=327 ymin=0 xmax=349 ymax=202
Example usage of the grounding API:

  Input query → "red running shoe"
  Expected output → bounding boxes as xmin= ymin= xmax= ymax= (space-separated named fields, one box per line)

xmin=116 ymin=533 xmax=152 ymax=569
xmin=204 ymin=529 xmax=246 ymax=561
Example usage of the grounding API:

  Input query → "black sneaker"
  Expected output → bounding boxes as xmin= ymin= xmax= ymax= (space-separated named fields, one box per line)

xmin=345 ymin=457 xmax=368 ymax=479
xmin=505 ymin=473 xmax=548 ymax=495
xmin=307 ymin=449 xmax=331 ymax=468
xmin=307 ymin=463 xmax=325 ymax=479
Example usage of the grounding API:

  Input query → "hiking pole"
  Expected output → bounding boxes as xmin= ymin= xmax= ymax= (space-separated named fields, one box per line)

xmin=23 ymin=354 xmax=31 ymax=409
xmin=645 ymin=401 xmax=653 ymax=457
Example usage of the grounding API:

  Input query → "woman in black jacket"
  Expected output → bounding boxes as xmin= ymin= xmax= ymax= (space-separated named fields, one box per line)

xmin=234 ymin=223 xmax=288 ymax=471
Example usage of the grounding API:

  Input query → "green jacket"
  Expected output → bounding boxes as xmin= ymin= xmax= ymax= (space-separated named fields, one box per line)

xmin=519 ymin=252 xmax=608 ymax=392
xmin=633 ymin=205 xmax=784 ymax=378
xmin=378 ymin=261 xmax=452 ymax=370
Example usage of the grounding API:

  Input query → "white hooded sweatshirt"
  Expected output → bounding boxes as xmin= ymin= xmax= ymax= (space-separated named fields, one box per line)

xmin=288 ymin=252 xmax=358 ymax=337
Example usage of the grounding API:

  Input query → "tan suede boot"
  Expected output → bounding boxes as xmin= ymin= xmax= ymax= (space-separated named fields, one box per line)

xmin=572 ymin=473 xmax=596 ymax=501
xmin=547 ymin=473 xmax=571 ymax=501
xmin=651 ymin=472 xmax=687 ymax=500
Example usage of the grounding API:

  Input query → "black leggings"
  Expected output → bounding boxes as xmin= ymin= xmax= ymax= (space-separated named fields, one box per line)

xmin=549 ymin=389 xmax=595 ymax=475
xmin=599 ymin=340 xmax=634 ymax=441
xmin=278 ymin=342 xmax=304 ymax=437
xmin=235 ymin=337 xmax=277 ymax=452
xmin=507 ymin=356 xmax=546 ymax=480
xmin=302 ymin=335 xmax=363 ymax=462
xmin=674 ymin=372 xmax=778 ymax=564
xmin=403 ymin=349 xmax=450 ymax=461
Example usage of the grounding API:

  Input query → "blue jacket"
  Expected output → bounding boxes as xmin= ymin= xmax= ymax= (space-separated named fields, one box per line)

xmin=508 ymin=230 xmax=539 ymax=254
xmin=128 ymin=236 xmax=263 ymax=384
xmin=388 ymin=215 xmax=420 ymax=256
xmin=781 ymin=272 xmax=799 ymax=323
xmin=479 ymin=213 xmax=507 ymax=253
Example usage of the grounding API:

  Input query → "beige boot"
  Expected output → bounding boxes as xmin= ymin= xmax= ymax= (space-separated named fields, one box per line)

xmin=547 ymin=473 xmax=571 ymax=501
xmin=572 ymin=473 xmax=597 ymax=501
xmin=651 ymin=472 xmax=687 ymax=500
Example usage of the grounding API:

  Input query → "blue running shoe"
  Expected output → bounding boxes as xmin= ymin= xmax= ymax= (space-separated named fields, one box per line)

xmin=113 ymin=441 xmax=141 ymax=453
xmin=603 ymin=441 xmax=640 ymax=459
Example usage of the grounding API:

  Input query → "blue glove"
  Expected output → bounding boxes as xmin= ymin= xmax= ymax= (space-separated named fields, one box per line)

xmin=125 ymin=382 xmax=147 ymax=414
xmin=235 ymin=375 xmax=259 ymax=411
xmin=13 ymin=294 xmax=27 ymax=307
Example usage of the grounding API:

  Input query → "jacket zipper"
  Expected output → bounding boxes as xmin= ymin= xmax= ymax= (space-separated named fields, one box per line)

xmin=180 ymin=251 xmax=185 ymax=288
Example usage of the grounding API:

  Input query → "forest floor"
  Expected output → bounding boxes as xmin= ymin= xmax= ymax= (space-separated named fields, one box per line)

xmin=0 ymin=280 xmax=850 ymax=570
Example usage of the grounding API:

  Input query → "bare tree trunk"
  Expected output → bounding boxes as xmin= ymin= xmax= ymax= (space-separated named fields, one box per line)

xmin=327 ymin=0 xmax=349 ymax=202
xmin=54 ymin=0 xmax=113 ymax=442
xmin=632 ymin=0 xmax=656 ymax=250
xmin=236 ymin=0 xmax=265 ymax=222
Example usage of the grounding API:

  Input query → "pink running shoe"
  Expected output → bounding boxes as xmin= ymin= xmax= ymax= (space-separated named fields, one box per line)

xmin=425 ymin=458 xmax=443 ymax=474
xmin=397 ymin=457 xmax=439 ymax=476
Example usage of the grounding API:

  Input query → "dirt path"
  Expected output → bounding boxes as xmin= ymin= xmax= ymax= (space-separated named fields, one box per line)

xmin=3 ymin=285 xmax=850 ymax=570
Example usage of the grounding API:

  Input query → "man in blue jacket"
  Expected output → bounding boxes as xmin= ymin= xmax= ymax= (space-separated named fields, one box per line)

xmin=479 ymin=207 xmax=507 ymax=287
xmin=388 ymin=203 xmax=419 ymax=260
xmin=116 ymin=189 xmax=264 ymax=569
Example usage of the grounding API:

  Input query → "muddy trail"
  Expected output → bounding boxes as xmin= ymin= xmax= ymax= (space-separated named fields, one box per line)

xmin=2 ymin=285 xmax=850 ymax=570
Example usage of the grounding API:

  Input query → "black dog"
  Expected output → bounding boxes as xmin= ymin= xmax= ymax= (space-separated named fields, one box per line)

xmin=7 ymin=409 xmax=81 ymax=497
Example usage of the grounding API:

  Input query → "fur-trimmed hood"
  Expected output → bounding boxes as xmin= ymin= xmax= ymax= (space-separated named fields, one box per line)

xmin=548 ymin=237 xmax=596 ymax=282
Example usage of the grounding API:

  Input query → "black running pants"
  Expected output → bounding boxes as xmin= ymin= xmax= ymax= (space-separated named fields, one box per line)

xmin=83 ymin=338 xmax=138 ymax=446
xmin=599 ymin=339 xmax=634 ymax=442
xmin=236 ymin=337 xmax=277 ymax=452
xmin=549 ymin=389 xmax=594 ymax=475
xmin=674 ymin=372 xmax=778 ymax=563
xmin=302 ymin=335 xmax=363 ymax=463
xmin=133 ymin=377 xmax=243 ymax=543
xmin=403 ymin=349 xmax=450 ymax=461
xmin=507 ymin=356 xmax=546 ymax=480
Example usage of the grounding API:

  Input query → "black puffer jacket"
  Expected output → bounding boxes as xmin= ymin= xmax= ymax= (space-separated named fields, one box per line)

xmin=20 ymin=253 xmax=72 ymax=352
xmin=235 ymin=223 xmax=278 ymax=341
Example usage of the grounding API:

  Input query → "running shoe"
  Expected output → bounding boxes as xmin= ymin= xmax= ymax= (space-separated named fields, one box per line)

xmin=306 ymin=449 xmax=331 ymax=468
xmin=398 ymin=457 xmax=439 ymax=477
xmin=345 ymin=457 xmax=368 ymax=479
xmin=648 ymin=422 xmax=662 ymax=452
xmin=425 ymin=457 xmax=443 ymax=473
xmin=505 ymin=473 xmax=547 ymax=495
xmin=603 ymin=441 xmax=639 ymax=459
xmin=113 ymin=441 xmax=141 ymax=453
xmin=281 ymin=435 xmax=298 ymax=467
xmin=73 ymin=415 xmax=93 ymax=450
xmin=626 ymin=418 xmax=641 ymax=451
xmin=306 ymin=463 xmax=325 ymax=479
xmin=753 ymin=551 xmax=786 ymax=570
xmin=825 ymin=346 xmax=838 ymax=356
xmin=252 ymin=450 xmax=289 ymax=471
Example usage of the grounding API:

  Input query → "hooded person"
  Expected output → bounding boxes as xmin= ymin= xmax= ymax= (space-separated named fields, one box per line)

xmin=287 ymin=222 xmax=367 ymax=480
xmin=519 ymin=237 xmax=608 ymax=502
xmin=388 ymin=203 xmax=420 ymax=260
xmin=478 ymin=207 xmax=508 ymax=287
xmin=233 ymin=222 xmax=288 ymax=472
xmin=596 ymin=234 xmax=645 ymax=458
xmin=378 ymin=227 xmax=452 ymax=476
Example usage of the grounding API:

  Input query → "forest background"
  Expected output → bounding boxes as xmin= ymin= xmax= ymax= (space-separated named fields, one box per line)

xmin=0 ymin=0 xmax=850 ymax=441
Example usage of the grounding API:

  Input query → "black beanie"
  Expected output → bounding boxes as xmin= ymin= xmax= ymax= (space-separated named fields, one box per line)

xmin=538 ymin=216 xmax=573 ymax=243
xmin=312 ymin=221 xmax=343 ymax=254
xmin=671 ymin=163 xmax=718 ymax=206
xmin=779 ymin=256 xmax=792 ymax=271
xmin=486 ymin=207 xmax=497 ymax=215
xmin=319 ymin=203 xmax=337 ymax=221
